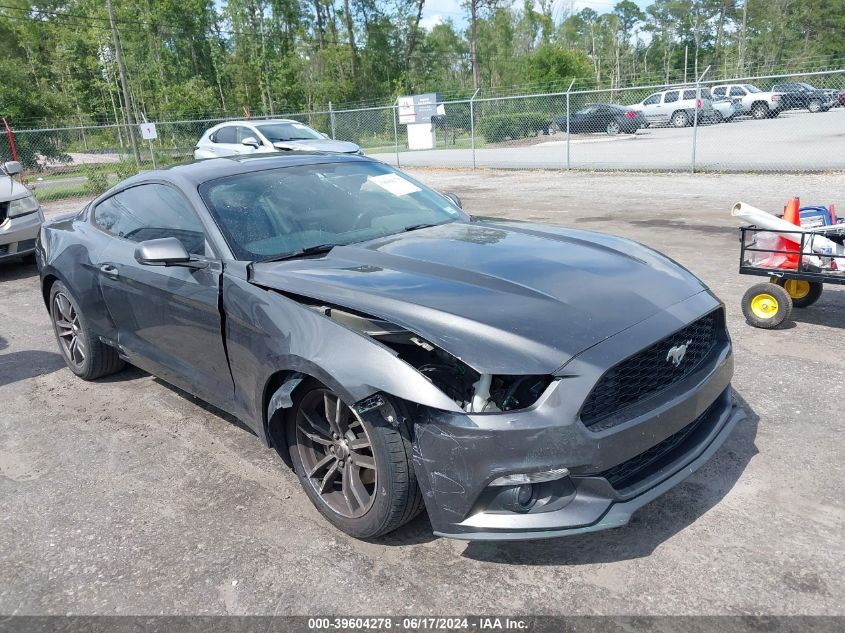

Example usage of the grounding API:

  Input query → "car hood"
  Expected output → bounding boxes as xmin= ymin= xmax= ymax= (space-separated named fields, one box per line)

xmin=250 ymin=220 xmax=708 ymax=375
xmin=0 ymin=174 xmax=31 ymax=202
xmin=272 ymin=139 xmax=360 ymax=153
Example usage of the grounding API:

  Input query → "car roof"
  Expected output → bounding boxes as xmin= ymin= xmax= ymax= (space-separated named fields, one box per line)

xmin=214 ymin=119 xmax=303 ymax=127
xmin=118 ymin=153 xmax=372 ymax=188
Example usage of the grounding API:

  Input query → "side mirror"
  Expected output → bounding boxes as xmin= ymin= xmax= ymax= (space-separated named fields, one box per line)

xmin=443 ymin=192 xmax=462 ymax=209
xmin=3 ymin=161 xmax=22 ymax=176
xmin=241 ymin=137 xmax=261 ymax=149
xmin=134 ymin=237 xmax=205 ymax=268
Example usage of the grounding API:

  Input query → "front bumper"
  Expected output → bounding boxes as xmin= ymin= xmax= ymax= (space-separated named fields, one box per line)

xmin=0 ymin=210 xmax=43 ymax=260
xmin=410 ymin=291 xmax=743 ymax=541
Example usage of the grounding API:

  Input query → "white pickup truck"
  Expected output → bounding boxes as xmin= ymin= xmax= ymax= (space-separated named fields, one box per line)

xmin=711 ymin=84 xmax=782 ymax=119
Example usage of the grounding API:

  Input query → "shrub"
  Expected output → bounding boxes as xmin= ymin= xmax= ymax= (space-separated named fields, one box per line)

xmin=82 ymin=165 xmax=109 ymax=195
xmin=113 ymin=160 xmax=137 ymax=180
xmin=477 ymin=112 xmax=551 ymax=143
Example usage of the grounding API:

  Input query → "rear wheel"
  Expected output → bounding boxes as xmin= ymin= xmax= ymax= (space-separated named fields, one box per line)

xmin=751 ymin=103 xmax=769 ymax=119
xmin=671 ymin=110 xmax=689 ymax=127
xmin=742 ymin=282 xmax=792 ymax=329
xmin=287 ymin=384 xmax=424 ymax=538
xmin=48 ymin=281 xmax=125 ymax=379
xmin=713 ymin=111 xmax=724 ymax=124
xmin=773 ymin=277 xmax=823 ymax=308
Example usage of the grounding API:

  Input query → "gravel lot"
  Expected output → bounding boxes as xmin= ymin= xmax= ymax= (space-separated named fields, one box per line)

xmin=372 ymin=108 xmax=845 ymax=171
xmin=1 ymin=170 xmax=843 ymax=616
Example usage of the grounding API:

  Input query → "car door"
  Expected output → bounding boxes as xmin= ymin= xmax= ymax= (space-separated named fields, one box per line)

xmin=659 ymin=91 xmax=680 ymax=123
xmin=92 ymin=183 xmax=234 ymax=411
xmin=207 ymin=125 xmax=247 ymax=157
xmin=639 ymin=93 xmax=663 ymax=123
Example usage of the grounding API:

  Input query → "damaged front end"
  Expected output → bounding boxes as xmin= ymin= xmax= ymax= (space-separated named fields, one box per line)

xmin=300 ymin=298 xmax=554 ymax=415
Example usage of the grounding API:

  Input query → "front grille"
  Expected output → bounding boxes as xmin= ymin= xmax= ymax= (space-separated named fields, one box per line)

xmin=581 ymin=309 xmax=723 ymax=431
xmin=598 ymin=400 xmax=718 ymax=490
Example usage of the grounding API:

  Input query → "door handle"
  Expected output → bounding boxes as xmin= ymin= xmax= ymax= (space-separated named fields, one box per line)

xmin=100 ymin=264 xmax=119 ymax=279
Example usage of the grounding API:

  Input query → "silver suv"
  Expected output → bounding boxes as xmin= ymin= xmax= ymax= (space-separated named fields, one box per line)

xmin=635 ymin=87 xmax=716 ymax=127
xmin=1 ymin=161 xmax=44 ymax=264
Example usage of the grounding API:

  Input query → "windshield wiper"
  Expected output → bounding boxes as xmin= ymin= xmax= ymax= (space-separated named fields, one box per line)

xmin=259 ymin=243 xmax=336 ymax=263
xmin=402 ymin=222 xmax=441 ymax=233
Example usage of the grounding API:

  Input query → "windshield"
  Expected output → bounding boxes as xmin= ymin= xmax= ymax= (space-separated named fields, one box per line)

xmin=798 ymin=83 xmax=815 ymax=90
xmin=257 ymin=122 xmax=323 ymax=142
xmin=744 ymin=84 xmax=761 ymax=93
xmin=200 ymin=161 xmax=466 ymax=260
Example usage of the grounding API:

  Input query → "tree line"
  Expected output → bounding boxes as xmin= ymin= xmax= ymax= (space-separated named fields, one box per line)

xmin=1 ymin=0 xmax=843 ymax=127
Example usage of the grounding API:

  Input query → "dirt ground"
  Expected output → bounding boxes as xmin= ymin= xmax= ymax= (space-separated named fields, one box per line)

xmin=1 ymin=170 xmax=843 ymax=616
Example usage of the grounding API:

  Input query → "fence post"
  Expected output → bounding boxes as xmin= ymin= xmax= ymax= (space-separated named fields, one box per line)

xmin=691 ymin=65 xmax=711 ymax=174
xmin=329 ymin=102 xmax=336 ymax=139
xmin=392 ymin=100 xmax=400 ymax=168
xmin=565 ymin=79 xmax=575 ymax=170
xmin=469 ymin=88 xmax=480 ymax=169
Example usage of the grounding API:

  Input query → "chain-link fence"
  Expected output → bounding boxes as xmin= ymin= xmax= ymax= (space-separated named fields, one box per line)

xmin=2 ymin=69 xmax=843 ymax=202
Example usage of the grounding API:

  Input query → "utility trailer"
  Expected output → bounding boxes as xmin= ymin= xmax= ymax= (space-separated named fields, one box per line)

xmin=739 ymin=224 xmax=845 ymax=328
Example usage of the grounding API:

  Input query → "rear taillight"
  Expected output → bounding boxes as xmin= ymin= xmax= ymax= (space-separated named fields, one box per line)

xmin=625 ymin=111 xmax=637 ymax=118
xmin=697 ymin=99 xmax=702 ymax=108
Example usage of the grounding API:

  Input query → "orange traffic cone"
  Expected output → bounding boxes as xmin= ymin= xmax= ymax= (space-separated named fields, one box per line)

xmin=783 ymin=197 xmax=801 ymax=226
xmin=762 ymin=197 xmax=801 ymax=270
xmin=829 ymin=204 xmax=837 ymax=224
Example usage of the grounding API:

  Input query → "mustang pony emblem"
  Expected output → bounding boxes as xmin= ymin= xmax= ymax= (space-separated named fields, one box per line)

xmin=666 ymin=340 xmax=693 ymax=367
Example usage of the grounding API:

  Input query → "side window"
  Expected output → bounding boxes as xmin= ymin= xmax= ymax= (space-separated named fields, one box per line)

xmin=663 ymin=91 xmax=679 ymax=103
xmin=643 ymin=94 xmax=661 ymax=106
xmin=712 ymin=87 xmax=726 ymax=98
xmin=730 ymin=86 xmax=746 ymax=97
xmin=213 ymin=126 xmax=237 ymax=144
xmin=237 ymin=126 xmax=259 ymax=142
xmin=94 ymin=184 xmax=208 ymax=256
xmin=682 ymin=89 xmax=696 ymax=100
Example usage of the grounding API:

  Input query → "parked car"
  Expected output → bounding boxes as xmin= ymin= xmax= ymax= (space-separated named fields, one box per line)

xmin=550 ymin=104 xmax=646 ymax=135
xmin=770 ymin=83 xmax=835 ymax=113
xmin=711 ymin=84 xmax=782 ymax=119
xmin=839 ymin=89 xmax=845 ymax=107
xmin=712 ymin=98 xmax=742 ymax=122
xmin=193 ymin=119 xmax=361 ymax=159
xmin=37 ymin=153 xmax=743 ymax=541
xmin=1 ymin=161 xmax=43 ymax=264
xmin=633 ymin=87 xmax=716 ymax=127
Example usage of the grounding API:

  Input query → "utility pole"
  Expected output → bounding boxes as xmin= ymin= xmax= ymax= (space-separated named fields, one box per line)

xmin=107 ymin=0 xmax=141 ymax=167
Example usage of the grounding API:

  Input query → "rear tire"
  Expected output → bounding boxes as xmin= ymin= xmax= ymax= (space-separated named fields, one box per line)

xmin=48 ymin=281 xmax=125 ymax=380
xmin=742 ymin=283 xmax=792 ymax=329
xmin=751 ymin=103 xmax=769 ymax=119
xmin=671 ymin=110 xmax=689 ymax=127
xmin=713 ymin=111 xmax=724 ymax=124
xmin=287 ymin=383 xmax=424 ymax=539
xmin=774 ymin=278 xmax=823 ymax=308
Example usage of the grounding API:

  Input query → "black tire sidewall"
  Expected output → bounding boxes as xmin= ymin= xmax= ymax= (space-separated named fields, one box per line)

xmin=672 ymin=111 xmax=688 ymax=127
xmin=287 ymin=385 xmax=415 ymax=539
xmin=775 ymin=278 xmax=824 ymax=308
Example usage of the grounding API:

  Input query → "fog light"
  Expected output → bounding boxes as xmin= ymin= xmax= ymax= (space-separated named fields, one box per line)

xmin=489 ymin=467 xmax=570 ymax=486
xmin=516 ymin=484 xmax=534 ymax=507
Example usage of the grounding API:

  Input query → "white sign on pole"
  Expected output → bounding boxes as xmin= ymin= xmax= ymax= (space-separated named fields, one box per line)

xmin=140 ymin=123 xmax=157 ymax=140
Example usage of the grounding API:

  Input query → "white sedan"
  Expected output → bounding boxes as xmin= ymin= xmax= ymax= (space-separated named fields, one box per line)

xmin=193 ymin=119 xmax=361 ymax=160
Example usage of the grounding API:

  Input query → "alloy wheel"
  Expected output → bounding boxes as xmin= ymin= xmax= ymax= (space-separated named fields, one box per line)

xmin=52 ymin=292 xmax=86 ymax=368
xmin=295 ymin=389 xmax=378 ymax=518
xmin=606 ymin=121 xmax=620 ymax=135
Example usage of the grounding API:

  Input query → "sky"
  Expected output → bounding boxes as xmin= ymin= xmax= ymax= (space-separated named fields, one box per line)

xmin=419 ymin=0 xmax=650 ymax=31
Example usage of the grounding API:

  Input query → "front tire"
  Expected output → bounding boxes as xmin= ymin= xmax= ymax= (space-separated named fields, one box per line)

xmin=287 ymin=384 xmax=424 ymax=538
xmin=742 ymin=282 xmax=792 ymax=329
xmin=751 ymin=103 xmax=769 ymax=119
xmin=671 ymin=110 xmax=689 ymax=127
xmin=808 ymin=99 xmax=822 ymax=113
xmin=713 ymin=111 xmax=724 ymax=124
xmin=49 ymin=281 xmax=125 ymax=379
xmin=606 ymin=120 xmax=621 ymax=135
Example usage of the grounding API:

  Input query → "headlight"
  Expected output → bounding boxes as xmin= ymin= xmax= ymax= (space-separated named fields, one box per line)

xmin=8 ymin=194 xmax=40 ymax=219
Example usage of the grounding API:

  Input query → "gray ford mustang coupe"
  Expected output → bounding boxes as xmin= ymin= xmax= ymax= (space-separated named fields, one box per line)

xmin=37 ymin=154 xmax=744 ymax=540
